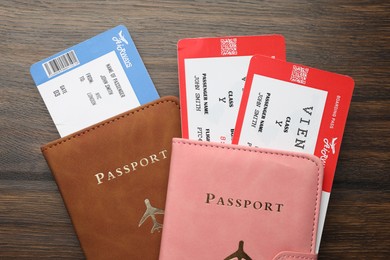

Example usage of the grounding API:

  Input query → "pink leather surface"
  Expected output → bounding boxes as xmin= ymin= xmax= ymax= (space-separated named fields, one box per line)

xmin=273 ymin=251 xmax=317 ymax=260
xmin=159 ymin=138 xmax=323 ymax=260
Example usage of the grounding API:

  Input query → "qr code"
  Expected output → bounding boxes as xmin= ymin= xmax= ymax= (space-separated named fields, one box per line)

xmin=220 ymin=38 xmax=237 ymax=56
xmin=290 ymin=65 xmax=309 ymax=84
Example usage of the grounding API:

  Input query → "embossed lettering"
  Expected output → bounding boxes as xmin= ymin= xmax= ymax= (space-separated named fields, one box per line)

xmin=95 ymin=173 xmax=104 ymax=185
xmin=205 ymin=193 xmax=284 ymax=213
xmin=94 ymin=149 xmax=169 ymax=185
xmin=206 ymin=193 xmax=215 ymax=203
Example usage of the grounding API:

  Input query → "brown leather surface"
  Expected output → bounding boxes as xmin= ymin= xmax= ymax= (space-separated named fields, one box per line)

xmin=41 ymin=96 xmax=181 ymax=260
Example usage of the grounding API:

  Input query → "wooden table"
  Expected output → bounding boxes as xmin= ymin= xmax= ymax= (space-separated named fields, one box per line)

xmin=1 ymin=0 xmax=389 ymax=259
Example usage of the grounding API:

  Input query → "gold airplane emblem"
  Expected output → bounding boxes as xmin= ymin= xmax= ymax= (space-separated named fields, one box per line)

xmin=225 ymin=240 xmax=252 ymax=260
xmin=138 ymin=199 xmax=164 ymax=233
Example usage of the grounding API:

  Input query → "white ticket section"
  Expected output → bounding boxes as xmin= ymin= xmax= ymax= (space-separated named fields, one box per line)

xmin=37 ymin=51 xmax=140 ymax=137
xmin=184 ymin=56 xmax=252 ymax=143
xmin=238 ymin=74 xmax=328 ymax=154
xmin=316 ymin=191 xmax=330 ymax=253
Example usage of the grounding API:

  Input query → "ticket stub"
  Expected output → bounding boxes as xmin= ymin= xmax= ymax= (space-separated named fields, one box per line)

xmin=178 ymin=35 xmax=285 ymax=144
xmin=233 ymin=55 xmax=354 ymax=252
xmin=30 ymin=25 xmax=158 ymax=137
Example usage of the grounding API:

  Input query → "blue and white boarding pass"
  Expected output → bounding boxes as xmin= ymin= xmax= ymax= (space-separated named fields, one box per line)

xmin=30 ymin=25 xmax=159 ymax=137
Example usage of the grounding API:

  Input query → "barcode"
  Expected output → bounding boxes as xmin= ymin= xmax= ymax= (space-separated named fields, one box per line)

xmin=43 ymin=50 xmax=79 ymax=78
xmin=220 ymin=38 xmax=237 ymax=56
xmin=290 ymin=65 xmax=309 ymax=84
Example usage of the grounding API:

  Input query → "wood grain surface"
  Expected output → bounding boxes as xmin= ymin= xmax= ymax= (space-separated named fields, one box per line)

xmin=0 ymin=0 xmax=389 ymax=259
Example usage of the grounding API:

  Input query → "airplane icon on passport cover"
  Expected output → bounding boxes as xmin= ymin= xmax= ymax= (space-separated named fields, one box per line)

xmin=138 ymin=199 xmax=164 ymax=233
xmin=225 ymin=240 xmax=252 ymax=260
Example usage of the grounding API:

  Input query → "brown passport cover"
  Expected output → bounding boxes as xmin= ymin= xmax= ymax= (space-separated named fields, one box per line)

xmin=41 ymin=96 xmax=181 ymax=259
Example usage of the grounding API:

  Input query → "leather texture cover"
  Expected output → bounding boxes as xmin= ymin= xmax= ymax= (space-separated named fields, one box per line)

xmin=41 ymin=96 xmax=181 ymax=260
xmin=160 ymin=138 xmax=323 ymax=260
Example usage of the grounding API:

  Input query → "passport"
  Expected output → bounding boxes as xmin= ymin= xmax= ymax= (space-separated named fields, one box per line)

xmin=41 ymin=97 xmax=181 ymax=259
xmin=160 ymin=138 xmax=323 ymax=260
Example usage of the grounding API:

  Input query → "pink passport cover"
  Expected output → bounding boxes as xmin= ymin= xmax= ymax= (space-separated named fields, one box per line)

xmin=160 ymin=138 xmax=323 ymax=260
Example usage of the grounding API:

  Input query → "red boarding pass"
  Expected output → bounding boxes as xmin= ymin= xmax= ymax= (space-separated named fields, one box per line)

xmin=233 ymin=55 xmax=354 ymax=252
xmin=178 ymin=35 xmax=285 ymax=143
